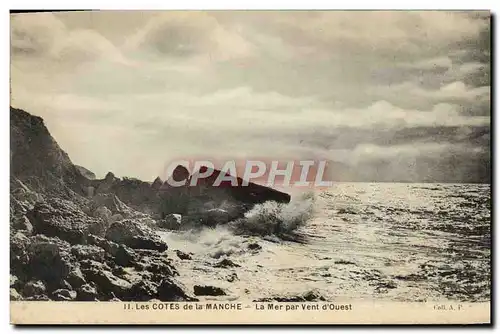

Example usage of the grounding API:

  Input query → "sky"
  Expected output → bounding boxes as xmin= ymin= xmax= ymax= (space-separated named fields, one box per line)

xmin=10 ymin=11 xmax=491 ymax=183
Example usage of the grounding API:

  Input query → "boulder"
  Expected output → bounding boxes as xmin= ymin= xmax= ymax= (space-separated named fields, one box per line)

xmin=193 ymin=285 xmax=226 ymax=296
xmin=105 ymin=219 xmax=168 ymax=251
xmin=52 ymin=288 xmax=77 ymax=301
xmin=158 ymin=279 xmax=198 ymax=301
xmin=135 ymin=254 xmax=177 ymax=278
xmin=22 ymin=280 xmax=46 ymax=297
xmin=112 ymin=245 xmax=138 ymax=267
xmin=70 ymin=244 xmax=106 ymax=262
xmin=129 ymin=280 xmax=159 ymax=301
xmin=28 ymin=198 xmax=108 ymax=244
xmin=76 ymin=284 xmax=99 ymax=301
xmin=27 ymin=235 xmax=72 ymax=284
xmin=175 ymin=250 xmax=192 ymax=260
xmin=158 ymin=214 xmax=182 ymax=230
xmin=226 ymin=273 xmax=239 ymax=283
xmin=214 ymin=258 xmax=241 ymax=268
xmin=11 ymin=215 xmax=33 ymax=234
xmin=10 ymin=275 xmax=19 ymax=288
xmin=82 ymin=269 xmax=132 ymax=300
xmin=87 ymin=235 xmax=138 ymax=267
xmin=10 ymin=288 xmax=23 ymax=301
xmin=93 ymin=206 xmax=112 ymax=222
xmin=10 ymin=232 xmax=30 ymax=277
xmin=110 ymin=214 xmax=124 ymax=223
xmin=247 ymin=242 xmax=262 ymax=251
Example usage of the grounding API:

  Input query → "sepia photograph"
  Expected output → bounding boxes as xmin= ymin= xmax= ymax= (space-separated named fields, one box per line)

xmin=9 ymin=9 xmax=491 ymax=324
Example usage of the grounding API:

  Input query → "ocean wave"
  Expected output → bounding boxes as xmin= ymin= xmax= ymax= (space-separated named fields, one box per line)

xmin=228 ymin=191 xmax=316 ymax=241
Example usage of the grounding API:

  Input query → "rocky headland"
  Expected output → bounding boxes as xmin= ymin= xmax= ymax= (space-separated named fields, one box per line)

xmin=10 ymin=106 xmax=291 ymax=302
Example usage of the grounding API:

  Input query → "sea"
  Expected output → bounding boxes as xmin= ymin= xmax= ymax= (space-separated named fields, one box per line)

xmin=159 ymin=182 xmax=491 ymax=303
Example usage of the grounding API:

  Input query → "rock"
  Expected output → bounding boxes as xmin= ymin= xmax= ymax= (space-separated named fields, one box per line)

xmin=129 ymin=281 xmax=159 ymax=301
xmin=71 ymin=244 xmax=106 ymax=262
xmin=59 ymin=280 xmax=73 ymax=291
xmin=94 ymin=206 xmax=112 ymax=222
xmin=205 ymin=208 xmax=231 ymax=225
xmin=75 ymin=165 xmax=96 ymax=180
xmin=109 ymin=213 xmax=125 ymax=224
xmin=10 ymin=107 xmax=97 ymax=200
xmin=10 ymin=179 xmax=43 ymax=208
xmin=175 ymin=250 xmax=192 ymax=260
xmin=226 ymin=273 xmax=238 ymax=282
xmin=158 ymin=214 xmax=182 ymax=230
xmin=113 ymin=245 xmax=138 ymax=267
xmin=10 ymin=288 xmax=23 ymax=301
xmin=27 ymin=235 xmax=72 ymax=284
xmin=23 ymin=280 xmax=46 ymax=297
xmin=25 ymin=295 xmax=50 ymax=301
xmin=136 ymin=255 xmax=177 ymax=278
xmin=87 ymin=235 xmax=114 ymax=252
xmin=193 ymin=285 xmax=226 ymax=296
xmin=188 ymin=166 xmax=291 ymax=207
xmin=105 ymin=219 xmax=151 ymax=243
xmin=214 ymin=258 xmax=241 ymax=268
xmin=82 ymin=268 xmax=132 ymax=300
xmin=28 ymin=199 xmax=108 ymax=244
xmin=302 ymin=290 xmax=327 ymax=301
xmin=10 ymin=275 xmax=19 ymax=288
xmin=158 ymin=279 xmax=198 ymax=301
xmin=76 ymin=284 xmax=99 ymax=301
xmin=105 ymin=172 xmax=116 ymax=182
xmin=11 ymin=215 xmax=33 ymax=234
xmin=151 ymin=177 xmax=163 ymax=190
xmin=105 ymin=219 xmax=168 ymax=251
xmin=10 ymin=232 xmax=30 ymax=277
xmin=52 ymin=289 xmax=77 ymax=301
xmin=87 ymin=235 xmax=138 ymax=267
xmin=110 ymin=214 xmax=124 ymax=223
xmin=129 ymin=236 xmax=168 ymax=252
xmin=90 ymin=193 xmax=134 ymax=217
xmin=79 ymin=259 xmax=111 ymax=272
xmin=10 ymin=196 xmax=29 ymax=217
xmin=247 ymin=242 xmax=262 ymax=251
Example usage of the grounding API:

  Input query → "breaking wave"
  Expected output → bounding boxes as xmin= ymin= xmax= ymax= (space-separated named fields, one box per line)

xmin=229 ymin=191 xmax=316 ymax=241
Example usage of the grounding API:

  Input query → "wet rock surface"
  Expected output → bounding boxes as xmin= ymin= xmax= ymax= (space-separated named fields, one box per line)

xmin=214 ymin=258 xmax=241 ymax=268
xmin=176 ymin=250 xmax=192 ymax=260
xmin=193 ymin=285 xmax=226 ymax=296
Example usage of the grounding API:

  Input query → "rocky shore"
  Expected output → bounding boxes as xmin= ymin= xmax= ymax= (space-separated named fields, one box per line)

xmin=10 ymin=106 xmax=292 ymax=302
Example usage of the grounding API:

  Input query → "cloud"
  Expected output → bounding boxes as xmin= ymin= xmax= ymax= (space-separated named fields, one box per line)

xmin=124 ymin=11 xmax=254 ymax=62
xmin=225 ymin=11 xmax=489 ymax=59
xmin=11 ymin=13 xmax=130 ymax=65
xmin=370 ymin=80 xmax=490 ymax=108
xmin=9 ymin=11 xmax=491 ymax=182
xmin=398 ymin=57 xmax=453 ymax=71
